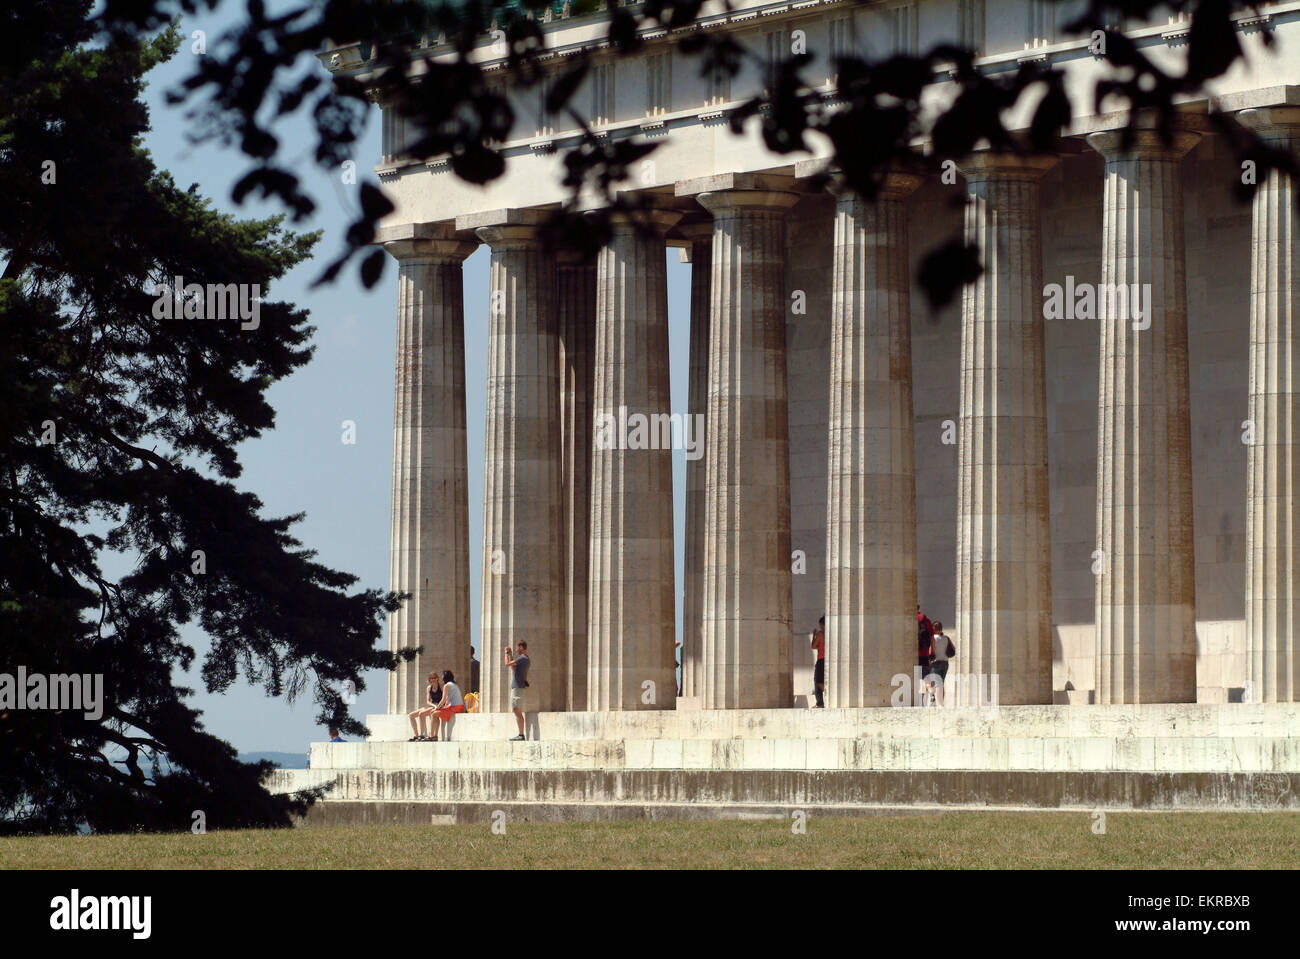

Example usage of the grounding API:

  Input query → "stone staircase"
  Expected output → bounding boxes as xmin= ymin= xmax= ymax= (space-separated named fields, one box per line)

xmin=265 ymin=703 xmax=1300 ymax=823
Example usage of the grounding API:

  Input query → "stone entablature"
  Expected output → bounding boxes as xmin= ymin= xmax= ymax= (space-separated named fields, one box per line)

xmin=326 ymin=1 xmax=1300 ymax=225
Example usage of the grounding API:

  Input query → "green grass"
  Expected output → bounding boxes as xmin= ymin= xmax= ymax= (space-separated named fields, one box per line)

xmin=2 ymin=812 xmax=1297 ymax=869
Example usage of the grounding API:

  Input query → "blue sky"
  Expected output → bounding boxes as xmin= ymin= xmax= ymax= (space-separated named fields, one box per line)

xmin=138 ymin=3 xmax=694 ymax=755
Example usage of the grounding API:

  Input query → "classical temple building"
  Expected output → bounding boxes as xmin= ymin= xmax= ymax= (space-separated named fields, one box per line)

xmin=322 ymin=0 xmax=1300 ymax=720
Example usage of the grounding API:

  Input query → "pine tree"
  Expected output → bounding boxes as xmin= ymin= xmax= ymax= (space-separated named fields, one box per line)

xmin=0 ymin=3 xmax=406 ymax=833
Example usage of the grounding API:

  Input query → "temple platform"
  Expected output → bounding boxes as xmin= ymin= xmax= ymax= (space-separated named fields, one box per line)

xmin=265 ymin=703 xmax=1300 ymax=823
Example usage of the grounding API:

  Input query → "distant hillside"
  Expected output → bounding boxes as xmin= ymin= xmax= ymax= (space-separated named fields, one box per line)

xmin=240 ymin=751 xmax=308 ymax=769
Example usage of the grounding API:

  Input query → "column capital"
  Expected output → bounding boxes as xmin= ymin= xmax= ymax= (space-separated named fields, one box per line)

xmin=456 ymin=207 xmax=553 ymax=249
xmin=1085 ymin=127 xmax=1202 ymax=161
xmin=1236 ymin=105 xmax=1300 ymax=138
xmin=958 ymin=151 xmax=1059 ymax=182
xmin=836 ymin=171 xmax=926 ymax=202
xmin=675 ymin=172 xmax=803 ymax=215
xmin=1071 ymin=108 xmax=1211 ymax=158
xmin=604 ymin=207 xmax=684 ymax=235
xmin=676 ymin=171 xmax=799 ymax=196
xmin=1076 ymin=111 xmax=1209 ymax=162
xmin=795 ymin=157 xmax=925 ymax=201
xmin=690 ymin=189 xmax=801 ymax=216
xmin=674 ymin=218 xmax=714 ymax=244
xmin=377 ymin=222 xmax=477 ymax=262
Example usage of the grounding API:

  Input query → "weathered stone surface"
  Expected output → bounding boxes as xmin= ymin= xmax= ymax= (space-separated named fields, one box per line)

xmin=473 ymin=212 xmax=565 ymax=713
xmin=686 ymin=186 xmax=800 ymax=708
xmin=295 ymin=733 xmax=1300 ymax=774
xmin=277 ymin=704 xmax=1300 ymax=814
xmin=1238 ymin=106 xmax=1300 ymax=703
xmin=352 ymin=701 xmax=1300 ymax=744
xmin=1086 ymin=123 xmax=1201 ymax=704
xmin=955 ymin=153 xmax=1057 ymax=706
xmin=381 ymin=227 xmax=475 ymax=714
xmin=681 ymin=220 xmax=713 ymax=701
xmin=557 ymin=251 xmax=596 ymax=712
xmin=587 ymin=210 xmax=681 ymax=709
xmin=269 ymin=768 xmax=1300 ymax=818
xmin=825 ymin=174 xmax=923 ymax=706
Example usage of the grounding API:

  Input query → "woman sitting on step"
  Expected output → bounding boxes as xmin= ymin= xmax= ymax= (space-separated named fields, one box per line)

xmin=408 ymin=671 xmax=442 ymax=741
xmin=427 ymin=670 xmax=466 ymax=742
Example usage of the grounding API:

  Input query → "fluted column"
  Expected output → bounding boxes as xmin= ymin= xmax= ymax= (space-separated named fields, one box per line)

xmin=1240 ymin=107 xmax=1300 ymax=702
xmin=955 ymin=153 xmax=1056 ymax=706
xmin=382 ymin=226 xmax=476 ymax=714
xmin=1087 ymin=124 xmax=1201 ymax=704
xmin=587 ymin=211 xmax=681 ymax=710
xmin=680 ymin=220 xmax=713 ymax=700
xmin=683 ymin=180 xmax=800 ymax=709
xmin=825 ymin=173 xmax=923 ymax=706
xmin=473 ymin=213 xmax=565 ymax=714
xmin=558 ymin=251 xmax=596 ymax=712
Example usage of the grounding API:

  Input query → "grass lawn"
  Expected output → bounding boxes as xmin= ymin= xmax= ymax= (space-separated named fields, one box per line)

xmin=2 ymin=811 xmax=1297 ymax=869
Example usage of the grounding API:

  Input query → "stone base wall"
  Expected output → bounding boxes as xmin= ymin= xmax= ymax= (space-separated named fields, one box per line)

xmin=280 ymin=771 xmax=1300 ymax=823
xmin=269 ymin=706 xmax=1298 ymax=815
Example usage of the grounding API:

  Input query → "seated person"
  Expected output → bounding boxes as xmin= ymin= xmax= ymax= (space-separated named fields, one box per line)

xmin=408 ymin=671 xmax=442 ymax=741
xmin=428 ymin=670 xmax=466 ymax=741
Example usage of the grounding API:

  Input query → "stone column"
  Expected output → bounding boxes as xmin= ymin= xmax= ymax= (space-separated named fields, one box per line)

xmin=1239 ymin=107 xmax=1300 ymax=702
xmin=381 ymin=224 xmax=476 ymax=715
xmin=680 ymin=220 xmax=713 ymax=700
xmin=678 ymin=174 xmax=799 ymax=709
xmin=1086 ymin=123 xmax=1201 ymax=704
xmin=955 ymin=153 xmax=1056 ymax=706
xmin=463 ymin=210 xmax=565 ymax=714
xmin=587 ymin=211 xmax=681 ymax=710
xmin=824 ymin=173 xmax=923 ymax=707
xmin=558 ymin=251 xmax=596 ymax=712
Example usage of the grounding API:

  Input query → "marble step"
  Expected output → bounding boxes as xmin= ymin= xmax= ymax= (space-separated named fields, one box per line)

xmin=356 ymin=702 xmax=1300 ymax=744
xmin=296 ymin=734 xmax=1300 ymax=775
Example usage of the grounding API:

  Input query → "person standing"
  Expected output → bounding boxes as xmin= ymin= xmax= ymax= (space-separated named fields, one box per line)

xmin=504 ymin=641 xmax=531 ymax=741
xmin=917 ymin=606 xmax=935 ymax=706
xmin=810 ymin=615 xmax=826 ymax=708
xmin=675 ymin=640 xmax=682 ymax=696
xmin=469 ymin=645 xmax=481 ymax=695
xmin=930 ymin=621 xmax=955 ymax=706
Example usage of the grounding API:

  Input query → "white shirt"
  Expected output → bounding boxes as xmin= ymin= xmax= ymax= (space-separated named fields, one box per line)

xmin=444 ymin=681 xmax=464 ymax=707
xmin=932 ymin=633 xmax=951 ymax=662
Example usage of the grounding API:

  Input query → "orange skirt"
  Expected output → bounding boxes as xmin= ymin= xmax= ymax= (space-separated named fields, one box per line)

xmin=436 ymin=703 xmax=466 ymax=722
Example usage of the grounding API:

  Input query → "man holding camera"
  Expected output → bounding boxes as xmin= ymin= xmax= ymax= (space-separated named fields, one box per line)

xmin=504 ymin=641 xmax=531 ymax=741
